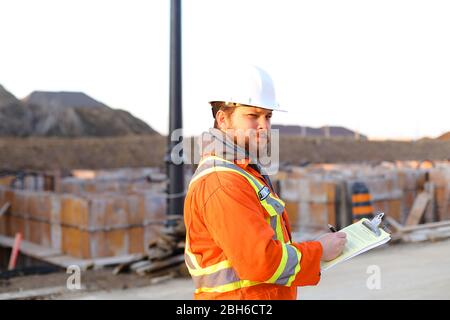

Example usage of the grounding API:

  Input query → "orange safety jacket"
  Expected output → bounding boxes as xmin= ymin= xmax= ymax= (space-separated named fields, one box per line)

xmin=184 ymin=146 xmax=323 ymax=300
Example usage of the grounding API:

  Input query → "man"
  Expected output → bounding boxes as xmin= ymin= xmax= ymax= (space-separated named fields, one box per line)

xmin=184 ymin=65 xmax=346 ymax=300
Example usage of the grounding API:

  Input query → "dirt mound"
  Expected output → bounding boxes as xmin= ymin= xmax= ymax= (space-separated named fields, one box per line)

xmin=437 ymin=132 xmax=450 ymax=141
xmin=0 ymin=85 xmax=158 ymax=137
xmin=0 ymin=85 xmax=19 ymax=107
xmin=272 ymin=124 xmax=368 ymax=140
xmin=23 ymin=91 xmax=107 ymax=109
xmin=0 ymin=85 xmax=32 ymax=137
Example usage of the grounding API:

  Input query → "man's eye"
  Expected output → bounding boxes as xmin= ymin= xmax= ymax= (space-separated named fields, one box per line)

xmin=247 ymin=114 xmax=257 ymax=117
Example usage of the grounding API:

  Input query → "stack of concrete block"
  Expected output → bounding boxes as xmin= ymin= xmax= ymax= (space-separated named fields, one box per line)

xmin=81 ymin=167 xmax=160 ymax=180
xmin=60 ymin=177 xmax=166 ymax=195
xmin=62 ymin=167 xmax=163 ymax=193
xmin=395 ymin=169 xmax=427 ymax=223
xmin=0 ymin=189 xmax=61 ymax=250
xmin=0 ymin=176 xmax=15 ymax=187
xmin=429 ymin=167 xmax=450 ymax=221
xmin=280 ymin=178 xmax=337 ymax=229
xmin=276 ymin=163 xmax=421 ymax=231
xmin=0 ymin=186 xmax=168 ymax=259
xmin=0 ymin=171 xmax=60 ymax=192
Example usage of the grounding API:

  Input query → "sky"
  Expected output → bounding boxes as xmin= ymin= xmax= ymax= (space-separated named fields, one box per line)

xmin=1 ymin=0 xmax=449 ymax=140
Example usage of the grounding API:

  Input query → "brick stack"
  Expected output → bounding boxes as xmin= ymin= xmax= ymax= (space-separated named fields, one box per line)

xmin=280 ymin=178 xmax=337 ymax=229
xmin=0 ymin=187 xmax=167 ymax=259
xmin=396 ymin=169 xmax=427 ymax=223
xmin=276 ymin=163 xmax=418 ymax=231
xmin=429 ymin=167 xmax=450 ymax=221
xmin=60 ymin=177 xmax=166 ymax=195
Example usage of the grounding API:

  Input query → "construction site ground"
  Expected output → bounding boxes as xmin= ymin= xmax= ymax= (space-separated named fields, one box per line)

xmin=2 ymin=238 xmax=449 ymax=300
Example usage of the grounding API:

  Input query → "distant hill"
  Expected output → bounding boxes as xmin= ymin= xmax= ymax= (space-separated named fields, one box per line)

xmin=23 ymin=91 xmax=107 ymax=109
xmin=0 ymin=84 xmax=19 ymax=107
xmin=437 ymin=132 xmax=450 ymax=141
xmin=0 ymin=85 xmax=33 ymax=136
xmin=0 ymin=85 xmax=158 ymax=137
xmin=272 ymin=124 xmax=367 ymax=140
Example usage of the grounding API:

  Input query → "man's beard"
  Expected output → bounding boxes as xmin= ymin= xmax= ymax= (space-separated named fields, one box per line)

xmin=230 ymin=129 xmax=271 ymax=159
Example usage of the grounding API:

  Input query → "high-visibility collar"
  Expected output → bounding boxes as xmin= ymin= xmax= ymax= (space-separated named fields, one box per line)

xmin=190 ymin=156 xmax=285 ymax=217
xmin=185 ymin=155 xmax=302 ymax=294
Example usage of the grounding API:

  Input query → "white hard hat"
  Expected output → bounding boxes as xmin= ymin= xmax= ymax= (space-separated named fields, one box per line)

xmin=208 ymin=64 xmax=286 ymax=112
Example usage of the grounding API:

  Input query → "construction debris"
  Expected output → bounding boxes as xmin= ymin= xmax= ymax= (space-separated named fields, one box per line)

xmin=113 ymin=216 xmax=186 ymax=279
xmin=405 ymin=192 xmax=430 ymax=226
xmin=386 ymin=216 xmax=450 ymax=243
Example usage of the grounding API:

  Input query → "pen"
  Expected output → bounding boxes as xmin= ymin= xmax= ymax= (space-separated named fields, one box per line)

xmin=328 ymin=224 xmax=337 ymax=233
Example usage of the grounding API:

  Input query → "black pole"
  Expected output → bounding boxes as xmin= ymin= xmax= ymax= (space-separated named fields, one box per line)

xmin=165 ymin=0 xmax=184 ymax=225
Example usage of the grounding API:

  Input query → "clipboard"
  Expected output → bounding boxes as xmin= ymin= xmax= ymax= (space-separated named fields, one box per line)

xmin=362 ymin=212 xmax=385 ymax=236
xmin=321 ymin=212 xmax=391 ymax=271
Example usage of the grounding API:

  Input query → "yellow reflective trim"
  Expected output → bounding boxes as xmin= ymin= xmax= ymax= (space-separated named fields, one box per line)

xmin=186 ymin=257 xmax=232 ymax=277
xmin=184 ymin=231 xmax=203 ymax=270
xmin=189 ymin=165 xmax=259 ymax=191
xmin=195 ymin=280 xmax=261 ymax=294
xmin=189 ymin=166 xmax=241 ymax=187
xmin=196 ymin=155 xmax=237 ymax=169
xmin=190 ymin=164 xmax=262 ymax=195
xmin=193 ymin=156 xmax=285 ymax=206
xmin=185 ymin=249 xmax=202 ymax=270
xmin=196 ymin=156 xmax=262 ymax=189
xmin=275 ymin=215 xmax=285 ymax=242
xmin=261 ymin=199 xmax=278 ymax=217
xmin=206 ymin=155 xmax=235 ymax=164
xmin=198 ymin=156 xmax=214 ymax=167
xmin=262 ymin=194 xmax=285 ymax=217
xmin=221 ymin=167 xmax=285 ymax=218
xmin=267 ymin=242 xmax=288 ymax=283
xmin=286 ymin=245 xmax=302 ymax=286
xmin=225 ymin=167 xmax=262 ymax=193
xmin=189 ymin=167 xmax=215 ymax=187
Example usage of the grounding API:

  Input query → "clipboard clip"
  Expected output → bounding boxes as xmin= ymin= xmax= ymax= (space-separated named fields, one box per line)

xmin=362 ymin=212 xmax=384 ymax=236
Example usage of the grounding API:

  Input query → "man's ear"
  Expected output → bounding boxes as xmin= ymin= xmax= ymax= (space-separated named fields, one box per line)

xmin=216 ymin=110 xmax=227 ymax=130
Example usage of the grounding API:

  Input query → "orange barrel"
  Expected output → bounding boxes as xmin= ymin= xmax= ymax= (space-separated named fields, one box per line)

xmin=351 ymin=182 xmax=374 ymax=223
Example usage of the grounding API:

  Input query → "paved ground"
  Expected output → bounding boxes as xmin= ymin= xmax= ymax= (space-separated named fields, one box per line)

xmin=61 ymin=238 xmax=450 ymax=300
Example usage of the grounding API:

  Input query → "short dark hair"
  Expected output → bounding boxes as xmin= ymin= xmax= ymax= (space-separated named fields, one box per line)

xmin=211 ymin=102 xmax=236 ymax=129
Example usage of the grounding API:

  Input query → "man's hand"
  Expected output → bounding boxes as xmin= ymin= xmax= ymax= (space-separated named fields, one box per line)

xmin=317 ymin=232 xmax=347 ymax=261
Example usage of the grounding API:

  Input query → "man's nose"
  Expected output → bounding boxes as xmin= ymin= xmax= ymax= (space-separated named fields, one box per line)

xmin=257 ymin=116 xmax=270 ymax=130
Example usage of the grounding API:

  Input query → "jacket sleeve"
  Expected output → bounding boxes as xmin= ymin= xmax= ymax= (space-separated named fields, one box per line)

xmin=202 ymin=184 xmax=322 ymax=287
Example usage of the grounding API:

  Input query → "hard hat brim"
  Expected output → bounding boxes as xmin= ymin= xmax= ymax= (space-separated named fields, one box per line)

xmin=209 ymin=101 xmax=287 ymax=112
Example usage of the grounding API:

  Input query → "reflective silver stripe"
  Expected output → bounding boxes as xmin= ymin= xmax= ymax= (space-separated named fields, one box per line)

xmin=270 ymin=216 xmax=278 ymax=240
xmin=209 ymin=161 xmax=285 ymax=215
xmin=210 ymin=159 xmax=264 ymax=189
xmin=184 ymin=253 xmax=197 ymax=270
xmin=191 ymin=267 xmax=240 ymax=289
xmin=193 ymin=158 xmax=285 ymax=214
xmin=190 ymin=160 xmax=216 ymax=183
xmin=275 ymin=245 xmax=300 ymax=285
xmin=266 ymin=196 xmax=284 ymax=215
xmin=193 ymin=158 xmax=263 ymax=189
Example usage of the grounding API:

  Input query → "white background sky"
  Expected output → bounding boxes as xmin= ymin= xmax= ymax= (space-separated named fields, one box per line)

xmin=1 ymin=0 xmax=449 ymax=140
